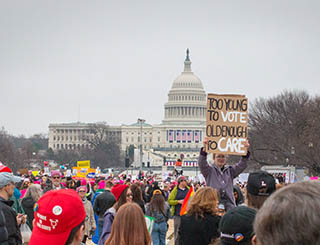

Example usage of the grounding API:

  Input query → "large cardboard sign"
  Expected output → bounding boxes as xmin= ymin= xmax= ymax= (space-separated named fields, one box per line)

xmin=206 ymin=94 xmax=248 ymax=155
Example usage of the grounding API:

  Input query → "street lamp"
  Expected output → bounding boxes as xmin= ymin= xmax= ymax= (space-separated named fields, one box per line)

xmin=137 ymin=118 xmax=145 ymax=171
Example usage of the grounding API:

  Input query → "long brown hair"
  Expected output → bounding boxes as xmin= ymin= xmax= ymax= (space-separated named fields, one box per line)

xmin=187 ymin=187 xmax=218 ymax=219
xmin=130 ymin=183 xmax=143 ymax=203
xmin=150 ymin=192 xmax=165 ymax=213
xmin=114 ymin=187 xmax=129 ymax=212
xmin=106 ymin=203 xmax=151 ymax=245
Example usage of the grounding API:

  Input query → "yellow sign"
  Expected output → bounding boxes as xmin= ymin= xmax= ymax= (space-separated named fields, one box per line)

xmin=32 ymin=171 xmax=39 ymax=177
xmin=77 ymin=160 xmax=90 ymax=168
xmin=72 ymin=167 xmax=95 ymax=178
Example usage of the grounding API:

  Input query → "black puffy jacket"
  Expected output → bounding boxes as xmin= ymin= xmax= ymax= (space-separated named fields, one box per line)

xmin=0 ymin=197 xmax=22 ymax=245
xmin=0 ymin=208 xmax=9 ymax=245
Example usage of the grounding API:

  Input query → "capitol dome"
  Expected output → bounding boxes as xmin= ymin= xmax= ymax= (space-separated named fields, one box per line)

xmin=163 ymin=49 xmax=207 ymax=125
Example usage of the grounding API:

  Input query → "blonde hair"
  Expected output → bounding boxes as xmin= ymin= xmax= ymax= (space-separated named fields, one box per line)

xmin=106 ymin=203 xmax=151 ymax=245
xmin=187 ymin=187 xmax=218 ymax=218
xmin=24 ymin=184 xmax=42 ymax=202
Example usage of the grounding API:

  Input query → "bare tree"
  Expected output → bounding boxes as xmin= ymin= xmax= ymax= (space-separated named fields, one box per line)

xmin=82 ymin=123 xmax=123 ymax=168
xmin=249 ymin=90 xmax=320 ymax=174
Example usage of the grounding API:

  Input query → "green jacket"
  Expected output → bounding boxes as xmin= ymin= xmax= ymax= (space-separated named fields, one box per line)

xmin=168 ymin=185 xmax=190 ymax=216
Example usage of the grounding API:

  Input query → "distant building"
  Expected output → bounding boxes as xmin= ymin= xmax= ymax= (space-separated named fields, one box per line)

xmin=48 ymin=50 xmax=206 ymax=166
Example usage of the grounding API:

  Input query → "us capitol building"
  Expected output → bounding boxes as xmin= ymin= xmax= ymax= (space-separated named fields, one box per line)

xmin=48 ymin=50 xmax=207 ymax=167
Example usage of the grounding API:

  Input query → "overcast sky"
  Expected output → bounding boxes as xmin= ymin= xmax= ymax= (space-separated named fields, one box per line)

xmin=1 ymin=1 xmax=320 ymax=136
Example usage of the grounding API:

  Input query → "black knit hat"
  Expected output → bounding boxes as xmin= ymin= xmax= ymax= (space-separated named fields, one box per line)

xmin=246 ymin=171 xmax=276 ymax=196
xmin=219 ymin=206 xmax=257 ymax=244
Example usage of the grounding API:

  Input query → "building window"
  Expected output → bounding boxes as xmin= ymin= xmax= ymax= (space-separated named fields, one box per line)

xmin=144 ymin=138 xmax=147 ymax=142
xmin=150 ymin=138 xmax=152 ymax=142
xmin=158 ymin=137 xmax=160 ymax=142
xmin=126 ymin=137 xmax=129 ymax=142
xmin=57 ymin=136 xmax=60 ymax=141
xmin=53 ymin=136 xmax=56 ymax=141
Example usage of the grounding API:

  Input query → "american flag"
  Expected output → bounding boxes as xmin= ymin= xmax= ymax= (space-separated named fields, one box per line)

xmin=176 ymin=130 xmax=181 ymax=142
xmin=194 ymin=131 xmax=200 ymax=142
xmin=168 ymin=130 xmax=174 ymax=142
xmin=182 ymin=130 xmax=186 ymax=142
xmin=187 ymin=130 xmax=192 ymax=142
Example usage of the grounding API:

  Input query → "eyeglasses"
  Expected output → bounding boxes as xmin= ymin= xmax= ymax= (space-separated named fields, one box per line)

xmin=52 ymin=176 xmax=60 ymax=179
xmin=126 ymin=193 xmax=133 ymax=198
xmin=79 ymin=190 xmax=86 ymax=193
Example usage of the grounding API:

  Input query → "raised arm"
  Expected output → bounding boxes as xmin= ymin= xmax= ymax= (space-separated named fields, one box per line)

xmin=198 ymin=137 xmax=212 ymax=178
xmin=231 ymin=140 xmax=250 ymax=178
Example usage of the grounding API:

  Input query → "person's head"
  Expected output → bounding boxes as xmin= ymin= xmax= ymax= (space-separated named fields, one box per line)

xmin=29 ymin=189 xmax=86 ymax=245
xmin=21 ymin=178 xmax=31 ymax=189
xmin=163 ymin=183 xmax=169 ymax=192
xmin=130 ymin=183 xmax=143 ymax=203
xmin=76 ymin=186 xmax=87 ymax=200
xmin=24 ymin=184 xmax=42 ymax=202
xmin=213 ymin=153 xmax=227 ymax=168
xmin=253 ymin=181 xmax=320 ymax=245
xmin=0 ymin=172 xmax=22 ymax=200
xmin=42 ymin=175 xmax=48 ymax=183
xmin=111 ymin=184 xmax=132 ymax=211
xmin=150 ymin=189 xmax=165 ymax=213
xmin=50 ymin=170 xmax=62 ymax=187
xmin=105 ymin=180 xmax=113 ymax=191
xmin=178 ymin=176 xmax=187 ymax=188
xmin=219 ymin=206 xmax=257 ymax=245
xmin=246 ymin=171 xmax=276 ymax=210
xmin=187 ymin=187 xmax=218 ymax=218
xmin=106 ymin=203 xmax=151 ymax=245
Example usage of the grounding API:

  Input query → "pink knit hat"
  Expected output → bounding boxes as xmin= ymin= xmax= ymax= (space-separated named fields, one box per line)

xmin=81 ymin=179 xmax=87 ymax=186
xmin=98 ymin=180 xmax=105 ymax=189
xmin=76 ymin=185 xmax=87 ymax=193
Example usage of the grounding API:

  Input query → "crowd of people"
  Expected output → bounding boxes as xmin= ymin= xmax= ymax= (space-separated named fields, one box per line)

xmin=0 ymin=139 xmax=320 ymax=245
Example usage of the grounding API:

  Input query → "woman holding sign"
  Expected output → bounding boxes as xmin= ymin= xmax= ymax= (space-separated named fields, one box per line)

xmin=198 ymin=137 xmax=250 ymax=211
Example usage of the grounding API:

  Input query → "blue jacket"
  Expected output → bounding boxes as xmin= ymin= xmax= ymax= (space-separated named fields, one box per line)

xmin=98 ymin=207 xmax=115 ymax=245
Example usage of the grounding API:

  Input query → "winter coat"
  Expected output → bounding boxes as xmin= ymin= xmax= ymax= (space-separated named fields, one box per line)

xmin=167 ymin=186 xmax=190 ymax=216
xmin=0 ymin=197 xmax=22 ymax=245
xmin=98 ymin=207 xmax=116 ymax=245
xmin=145 ymin=202 xmax=171 ymax=223
xmin=21 ymin=196 xmax=35 ymax=230
xmin=82 ymin=199 xmax=96 ymax=237
xmin=0 ymin=208 xmax=8 ymax=245
xmin=198 ymin=148 xmax=250 ymax=211
xmin=233 ymin=185 xmax=245 ymax=206
xmin=93 ymin=190 xmax=116 ymax=218
xmin=179 ymin=213 xmax=221 ymax=245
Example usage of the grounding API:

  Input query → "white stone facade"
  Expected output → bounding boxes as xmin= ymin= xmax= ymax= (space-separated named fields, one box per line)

xmin=48 ymin=50 xmax=206 ymax=165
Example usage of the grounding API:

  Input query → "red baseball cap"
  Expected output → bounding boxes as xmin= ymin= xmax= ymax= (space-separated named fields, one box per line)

xmin=29 ymin=189 xmax=86 ymax=245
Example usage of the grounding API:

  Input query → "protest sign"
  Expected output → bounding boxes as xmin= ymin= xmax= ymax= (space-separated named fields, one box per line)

xmin=77 ymin=160 xmax=90 ymax=168
xmin=206 ymin=94 xmax=248 ymax=155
